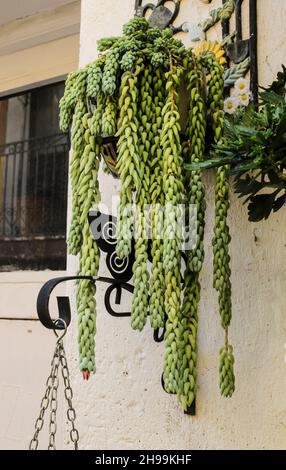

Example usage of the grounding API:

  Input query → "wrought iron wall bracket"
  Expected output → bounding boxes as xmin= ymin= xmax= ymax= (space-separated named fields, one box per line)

xmin=36 ymin=274 xmax=193 ymax=414
xmin=36 ymin=274 xmax=164 ymax=345
xmin=223 ymin=0 xmax=258 ymax=106
xmin=37 ymin=275 xmax=92 ymax=330
xmin=37 ymin=211 xmax=166 ymax=341
xmin=36 ymin=211 xmax=195 ymax=413
xmin=36 ymin=209 xmax=185 ymax=409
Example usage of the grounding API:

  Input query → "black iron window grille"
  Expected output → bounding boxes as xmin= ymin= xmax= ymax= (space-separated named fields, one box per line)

xmin=0 ymin=82 xmax=69 ymax=271
xmin=0 ymin=133 xmax=68 ymax=238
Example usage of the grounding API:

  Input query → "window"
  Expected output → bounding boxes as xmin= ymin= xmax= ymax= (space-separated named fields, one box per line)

xmin=0 ymin=82 xmax=69 ymax=271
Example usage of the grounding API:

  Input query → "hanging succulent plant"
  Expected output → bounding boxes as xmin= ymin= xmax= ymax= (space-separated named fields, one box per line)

xmin=59 ymin=16 xmax=230 ymax=411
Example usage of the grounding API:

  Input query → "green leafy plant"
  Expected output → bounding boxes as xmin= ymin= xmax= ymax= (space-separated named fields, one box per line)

xmin=187 ymin=67 xmax=286 ymax=222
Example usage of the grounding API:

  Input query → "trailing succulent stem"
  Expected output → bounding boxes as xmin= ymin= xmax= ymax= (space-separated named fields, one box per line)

xmin=74 ymin=105 xmax=101 ymax=378
xmin=179 ymin=56 xmax=207 ymax=410
xmin=162 ymin=56 xmax=185 ymax=395
xmin=68 ymin=98 xmax=88 ymax=255
xmin=116 ymin=59 xmax=143 ymax=259
xmin=204 ymin=52 xmax=234 ymax=397
xmin=130 ymin=65 xmax=154 ymax=331
xmin=149 ymin=68 xmax=166 ymax=330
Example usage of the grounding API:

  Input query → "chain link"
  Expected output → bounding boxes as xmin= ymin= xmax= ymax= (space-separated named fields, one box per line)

xmin=29 ymin=338 xmax=80 ymax=450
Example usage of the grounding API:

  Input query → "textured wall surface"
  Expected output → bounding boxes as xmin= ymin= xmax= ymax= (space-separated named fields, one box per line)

xmin=0 ymin=3 xmax=81 ymax=451
xmin=0 ymin=321 xmax=66 ymax=449
xmin=66 ymin=0 xmax=286 ymax=450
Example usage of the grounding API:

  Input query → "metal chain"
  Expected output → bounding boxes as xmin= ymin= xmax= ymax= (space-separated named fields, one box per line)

xmin=48 ymin=343 xmax=60 ymax=450
xmin=59 ymin=343 xmax=79 ymax=450
xmin=29 ymin=334 xmax=80 ymax=450
xmin=29 ymin=342 xmax=59 ymax=450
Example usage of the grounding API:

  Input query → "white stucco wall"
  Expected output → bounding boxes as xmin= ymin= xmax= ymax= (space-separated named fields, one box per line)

xmin=66 ymin=0 xmax=286 ymax=450
xmin=0 ymin=1 xmax=80 ymax=93
xmin=0 ymin=4 xmax=81 ymax=450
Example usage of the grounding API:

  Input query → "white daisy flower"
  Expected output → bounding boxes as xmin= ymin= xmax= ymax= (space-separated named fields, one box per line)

xmin=239 ymin=91 xmax=251 ymax=107
xmin=224 ymin=97 xmax=239 ymax=114
xmin=234 ymin=78 xmax=250 ymax=95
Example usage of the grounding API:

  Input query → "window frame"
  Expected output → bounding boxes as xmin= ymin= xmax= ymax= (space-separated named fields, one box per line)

xmin=0 ymin=76 xmax=70 ymax=272
xmin=0 ymin=75 xmax=67 ymax=100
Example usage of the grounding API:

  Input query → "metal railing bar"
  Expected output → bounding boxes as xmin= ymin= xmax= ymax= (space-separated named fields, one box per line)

xmin=0 ymin=133 xmax=69 ymax=156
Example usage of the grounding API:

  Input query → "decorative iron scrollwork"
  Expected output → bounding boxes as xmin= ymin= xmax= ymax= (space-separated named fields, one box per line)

xmin=227 ymin=0 xmax=248 ymax=63
xmin=135 ymin=0 xmax=182 ymax=30
xmin=88 ymin=210 xmax=134 ymax=282
xmin=88 ymin=210 xmax=137 ymax=319
xmin=36 ymin=211 xmax=165 ymax=345
xmin=223 ymin=0 xmax=258 ymax=105
xmin=134 ymin=0 xmax=258 ymax=105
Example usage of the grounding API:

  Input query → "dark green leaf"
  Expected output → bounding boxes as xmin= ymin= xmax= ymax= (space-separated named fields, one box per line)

xmin=186 ymin=154 xmax=234 ymax=171
xmin=230 ymin=157 xmax=263 ymax=174
xmin=260 ymin=90 xmax=285 ymax=106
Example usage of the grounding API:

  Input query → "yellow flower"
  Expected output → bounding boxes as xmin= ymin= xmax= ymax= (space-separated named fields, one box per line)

xmin=193 ymin=41 xmax=227 ymax=65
